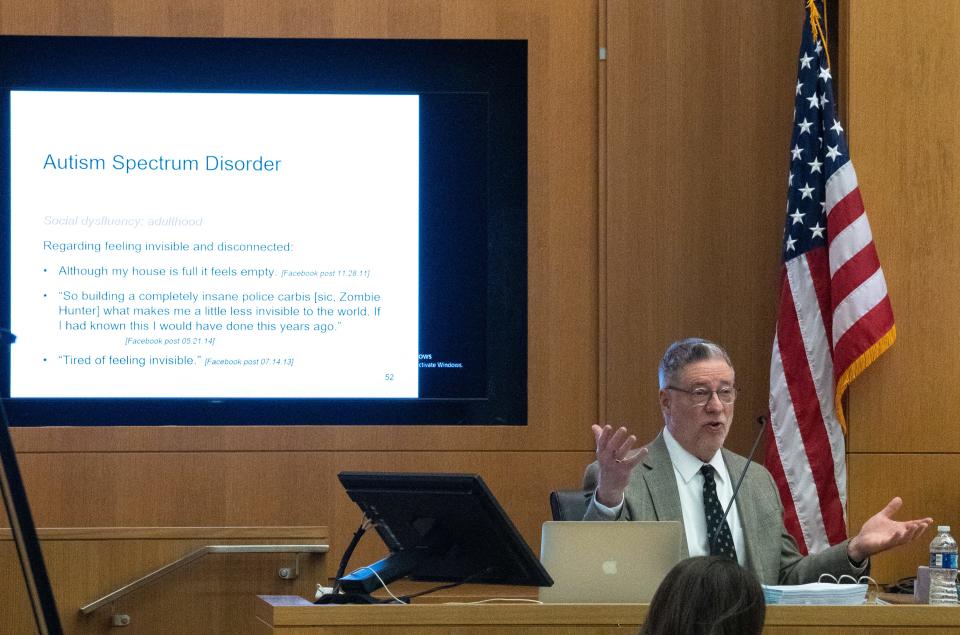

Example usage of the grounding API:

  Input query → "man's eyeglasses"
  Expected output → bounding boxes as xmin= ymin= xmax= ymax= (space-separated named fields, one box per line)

xmin=666 ymin=386 xmax=738 ymax=406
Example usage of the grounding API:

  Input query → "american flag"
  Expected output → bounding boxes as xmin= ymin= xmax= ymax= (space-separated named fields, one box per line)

xmin=764 ymin=0 xmax=896 ymax=555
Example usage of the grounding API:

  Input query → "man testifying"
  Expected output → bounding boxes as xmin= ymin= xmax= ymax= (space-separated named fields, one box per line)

xmin=584 ymin=338 xmax=932 ymax=585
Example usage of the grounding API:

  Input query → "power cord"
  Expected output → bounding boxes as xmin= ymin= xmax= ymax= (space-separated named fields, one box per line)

xmin=886 ymin=577 xmax=915 ymax=595
xmin=331 ymin=514 xmax=372 ymax=595
xmin=400 ymin=567 xmax=495 ymax=601
xmin=357 ymin=566 xmax=406 ymax=604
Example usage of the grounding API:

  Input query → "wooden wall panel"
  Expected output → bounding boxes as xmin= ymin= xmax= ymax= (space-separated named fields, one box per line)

xmin=840 ymin=0 xmax=960 ymax=585
xmin=14 ymin=450 xmax=594 ymax=570
xmin=848 ymin=454 xmax=960 ymax=584
xmin=843 ymin=0 xmax=960 ymax=453
xmin=603 ymin=1 xmax=801 ymax=454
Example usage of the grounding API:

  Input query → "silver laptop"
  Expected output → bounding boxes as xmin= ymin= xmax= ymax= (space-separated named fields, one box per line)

xmin=538 ymin=520 xmax=683 ymax=603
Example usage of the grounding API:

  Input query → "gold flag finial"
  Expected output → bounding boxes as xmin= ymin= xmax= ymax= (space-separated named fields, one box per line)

xmin=806 ymin=0 xmax=832 ymax=70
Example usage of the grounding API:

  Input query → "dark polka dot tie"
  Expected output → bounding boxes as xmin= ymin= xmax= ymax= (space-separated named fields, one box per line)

xmin=700 ymin=464 xmax=738 ymax=562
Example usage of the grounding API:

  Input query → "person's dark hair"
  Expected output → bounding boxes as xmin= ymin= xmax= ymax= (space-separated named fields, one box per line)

xmin=640 ymin=556 xmax=765 ymax=635
xmin=658 ymin=338 xmax=732 ymax=389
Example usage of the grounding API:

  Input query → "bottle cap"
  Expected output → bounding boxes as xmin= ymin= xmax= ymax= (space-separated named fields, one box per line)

xmin=938 ymin=525 xmax=951 ymax=532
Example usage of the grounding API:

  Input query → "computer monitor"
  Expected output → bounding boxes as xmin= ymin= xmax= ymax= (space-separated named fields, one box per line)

xmin=335 ymin=471 xmax=553 ymax=595
xmin=0 ymin=35 xmax=528 ymax=428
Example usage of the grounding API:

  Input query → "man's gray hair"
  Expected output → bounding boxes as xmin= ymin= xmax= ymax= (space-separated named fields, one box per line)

xmin=658 ymin=338 xmax=733 ymax=389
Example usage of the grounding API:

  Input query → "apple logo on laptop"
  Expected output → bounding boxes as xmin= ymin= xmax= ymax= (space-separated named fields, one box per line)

xmin=602 ymin=560 xmax=618 ymax=575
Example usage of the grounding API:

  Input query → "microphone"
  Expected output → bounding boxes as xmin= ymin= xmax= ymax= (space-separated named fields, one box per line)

xmin=709 ymin=415 xmax=767 ymax=555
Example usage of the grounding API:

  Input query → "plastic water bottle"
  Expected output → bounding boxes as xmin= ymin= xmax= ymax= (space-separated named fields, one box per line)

xmin=929 ymin=525 xmax=959 ymax=605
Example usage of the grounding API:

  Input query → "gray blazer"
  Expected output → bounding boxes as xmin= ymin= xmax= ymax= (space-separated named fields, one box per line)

xmin=582 ymin=432 xmax=866 ymax=586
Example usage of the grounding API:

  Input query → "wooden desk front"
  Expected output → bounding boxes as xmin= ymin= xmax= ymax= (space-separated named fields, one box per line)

xmin=255 ymin=595 xmax=960 ymax=634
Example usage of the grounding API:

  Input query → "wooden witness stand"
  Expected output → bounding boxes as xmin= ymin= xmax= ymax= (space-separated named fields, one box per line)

xmin=255 ymin=595 xmax=960 ymax=635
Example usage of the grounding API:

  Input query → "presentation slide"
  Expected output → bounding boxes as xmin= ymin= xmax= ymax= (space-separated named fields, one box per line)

xmin=9 ymin=90 xmax=419 ymax=398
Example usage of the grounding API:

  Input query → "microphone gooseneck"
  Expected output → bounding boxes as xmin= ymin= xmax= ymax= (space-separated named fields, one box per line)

xmin=709 ymin=415 xmax=768 ymax=556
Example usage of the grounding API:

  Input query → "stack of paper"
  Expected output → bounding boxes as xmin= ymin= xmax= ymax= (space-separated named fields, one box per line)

xmin=762 ymin=582 xmax=868 ymax=605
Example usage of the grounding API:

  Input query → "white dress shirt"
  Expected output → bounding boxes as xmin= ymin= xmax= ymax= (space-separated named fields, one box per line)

xmin=661 ymin=427 xmax=746 ymax=566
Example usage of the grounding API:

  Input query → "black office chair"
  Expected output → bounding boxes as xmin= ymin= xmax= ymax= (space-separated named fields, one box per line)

xmin=549 ymin=490 xmax=592 ymax=521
